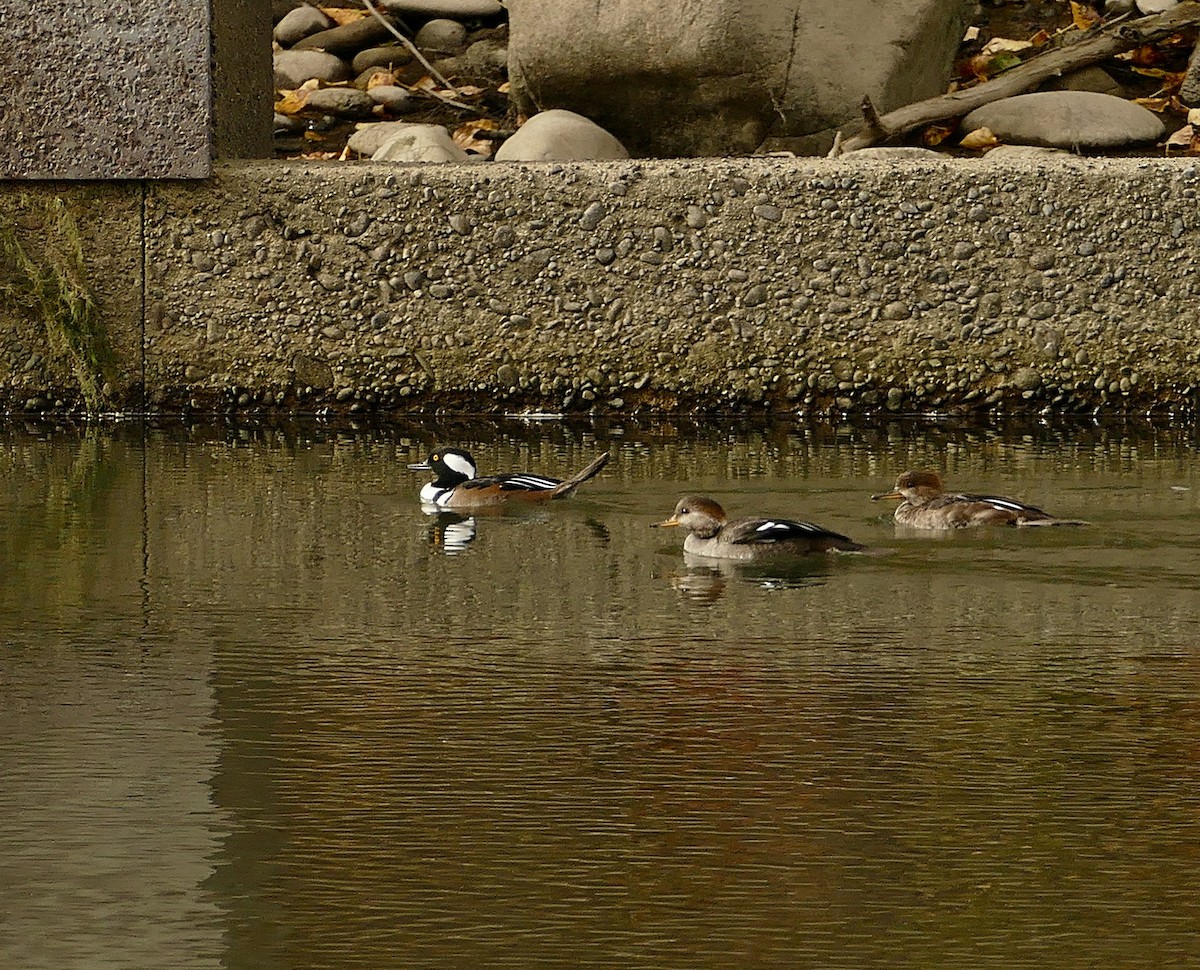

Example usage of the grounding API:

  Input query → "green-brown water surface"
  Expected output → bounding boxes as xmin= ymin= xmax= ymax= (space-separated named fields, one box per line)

xmin=2 ymin=419 xmax=1199 ymax=969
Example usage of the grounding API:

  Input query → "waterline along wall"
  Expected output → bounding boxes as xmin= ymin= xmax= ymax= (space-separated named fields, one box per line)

xmin=2 ymin=156 xmax=1198 ymax=418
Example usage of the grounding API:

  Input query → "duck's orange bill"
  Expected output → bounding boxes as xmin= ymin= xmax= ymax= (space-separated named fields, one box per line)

xmin=652 ymin=516 xmax=681 ymax=528
xmin=871 ymin=490 xmax=904 ymax=501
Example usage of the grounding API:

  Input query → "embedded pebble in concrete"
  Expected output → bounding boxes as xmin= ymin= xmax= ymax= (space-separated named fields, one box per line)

xmin=104 ymin=157 xmax=1200 ymax=421
xmin=962 ymin=92 xmax=1165 ymax=149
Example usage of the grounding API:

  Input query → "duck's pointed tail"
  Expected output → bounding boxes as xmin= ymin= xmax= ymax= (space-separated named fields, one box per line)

xmin=1018 ymin=517 xmax=1089 ymax=527
xmin=550 ymin=452 xmax=610 ymax=499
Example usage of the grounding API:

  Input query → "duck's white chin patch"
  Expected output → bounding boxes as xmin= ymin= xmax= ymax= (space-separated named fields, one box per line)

xmin=443 ymin=453 xmax=475 ymax=478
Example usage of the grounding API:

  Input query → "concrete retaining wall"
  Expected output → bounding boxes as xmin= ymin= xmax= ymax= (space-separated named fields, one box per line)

xmin=3 ymin=156 xmax=1199 ymax=417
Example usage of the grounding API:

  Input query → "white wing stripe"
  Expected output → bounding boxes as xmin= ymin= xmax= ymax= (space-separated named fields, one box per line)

xmin=505 ymin=475 xmax=558 ymax=489
xmin=756 ymin=520 xmax=821 ymax=534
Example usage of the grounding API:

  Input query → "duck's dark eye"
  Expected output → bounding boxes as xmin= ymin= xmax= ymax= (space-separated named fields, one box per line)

xmin=679 ymin=506 xmax=689 ymax=514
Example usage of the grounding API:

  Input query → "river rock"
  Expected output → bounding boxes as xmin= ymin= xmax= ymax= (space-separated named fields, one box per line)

xmin=304 ymin=87 xmax=377 ymax=119
xmin=274 ymin=50 xmax=351 ymax=88
xmin=415 ymin=18 xmax=469 ymax=52
xmin=433 ymin=38 xmax=508 ymax=84
xmin=352 ymin=44 xmax=415 ymax=74
xmin=962 ymin=92 xmax=1165 ymax=149
xmin=274 ymin=112 xmax=304 ymax=134
xmin=978 ymin=145 xmax=1070 ymax=164
xmin=368 ymin=85 xmax=418 ymax=113
xmin=1041 ymin=66 xmax=1125 ymax=98
xmin=274 ymin=6 xmax=333 ymax=46
xmin=349 ymin=120 xmax=428 ymax=155
xmin=505 ymin=0 xmax=968 ymax=157
xmin=273 ymin=0 xmax=305 ymax=23
xmin=293 ymin=17 xmax=398 ymax=55
xmin=1183 ymin=40 xmax=1200 ymax=106
xmin=495 ymin=109 xmax=629 ymax=161
xmin=371 ymin=125 xmax=470 ymax=163
xmin=378 ymin=0 xmax=504 ymax=15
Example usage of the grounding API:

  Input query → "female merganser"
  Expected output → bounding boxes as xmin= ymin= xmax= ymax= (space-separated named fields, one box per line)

xmin=871 ymin=470 xmax=1086 ymax=529
xmin=408 ymin=447 xmax=609 ymax=509
xmin=653 ymin=495 xmax=863 ymax=559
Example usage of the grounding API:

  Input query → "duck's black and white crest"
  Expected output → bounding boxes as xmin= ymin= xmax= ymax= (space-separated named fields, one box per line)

xmin=434 ymin=448 xmax=477 ymax=480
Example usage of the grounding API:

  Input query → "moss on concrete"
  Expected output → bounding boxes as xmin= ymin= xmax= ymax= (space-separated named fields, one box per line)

xmin=1 ymin=197 xmax=117 ymax=413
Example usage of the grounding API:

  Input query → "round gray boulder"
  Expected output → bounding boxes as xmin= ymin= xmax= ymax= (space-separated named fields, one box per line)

xmin=494 ymin=109 xmax=629 ymax=161
xmin=274 ymin=6 xmax=333 ymax=47
xmin=274 ymin=50 xmax=351 ymax=88
xmin=304 ymin=87 xmax=377 ymax=119
xmin=371 ymin=125 xmax=471 ymax=163
xmin=415 ymin=18 xmax=469 ymax=52
xmin=352 ymin=45 xmax=415 ymax=75
xmin=962 ymin=92 xmax=1165 ymax=149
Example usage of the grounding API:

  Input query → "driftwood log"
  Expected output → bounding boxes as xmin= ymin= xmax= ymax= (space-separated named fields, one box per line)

xmin=830 ymin=0 xmax=1200 ymax=156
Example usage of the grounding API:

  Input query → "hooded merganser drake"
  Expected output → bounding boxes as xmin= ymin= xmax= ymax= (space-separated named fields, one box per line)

xmin=407 ymin=447 xmax=609 ymax=509
xmin=652 ymin=495 xmax=864 ymax=559
xmin=871 ymin=470 xmax=1087 ymax=529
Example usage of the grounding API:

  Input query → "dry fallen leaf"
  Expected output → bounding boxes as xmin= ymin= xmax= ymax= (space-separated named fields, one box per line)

xmin=274 ymin=78 xmax=320 ymax=115
xmin=1164 ymin=124 xmax=1200 ymax=154
xmin=981 ymin=37 xmax=1033 ymax=55
xmin=960 ymin=126 xmax=1001 ymax=150
xmin=453 ymin=119 xmax=500 ymax=157
xmin=319 ymin=7 xmax=367 ymax=26
xmin=1070 ymin=1 xmax=1101 ymax=31
xmin=366 ymin=70 xmax=398 ymax=90
xmin=1119 ymin=45 xmax=1167 ymax=67
xmin=1135 ymin=96 xmax=1172 ymax=113
xmin=921 ymin=123 xmax=957 ymax=147
xmin=1028 ymin=29 xmax=1051 ymax=47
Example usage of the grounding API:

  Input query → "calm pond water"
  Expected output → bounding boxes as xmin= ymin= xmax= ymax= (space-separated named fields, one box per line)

xmin=2 ymin=417 xmax=1199 ymax=969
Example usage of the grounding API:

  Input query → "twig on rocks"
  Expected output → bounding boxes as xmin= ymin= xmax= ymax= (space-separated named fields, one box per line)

xmin=360 ymin=0 xmax=462 ymax=97
xmin=829 ymin=1 xmax=1200 ymax=156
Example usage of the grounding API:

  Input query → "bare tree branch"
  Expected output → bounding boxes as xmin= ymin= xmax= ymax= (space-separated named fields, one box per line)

xmin=830 ymin=1 xmax=1200 ymax=156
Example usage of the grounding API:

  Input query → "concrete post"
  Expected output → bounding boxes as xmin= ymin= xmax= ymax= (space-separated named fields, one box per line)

xmin=0 ymin=0 xmax=270 ymax=178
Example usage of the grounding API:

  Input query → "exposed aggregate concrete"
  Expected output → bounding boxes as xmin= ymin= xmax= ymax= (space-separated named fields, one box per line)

xmin=4 ymin=156 xmax=1200 ymax=418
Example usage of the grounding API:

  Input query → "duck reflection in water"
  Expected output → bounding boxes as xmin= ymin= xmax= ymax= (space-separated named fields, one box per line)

xmin=653 ymin=495 xmax=865 ymax=602
xmin=426 ymin=512 xmax=477 ymax=555
xmin=668 ymin=553 xmax=836 ymax=603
